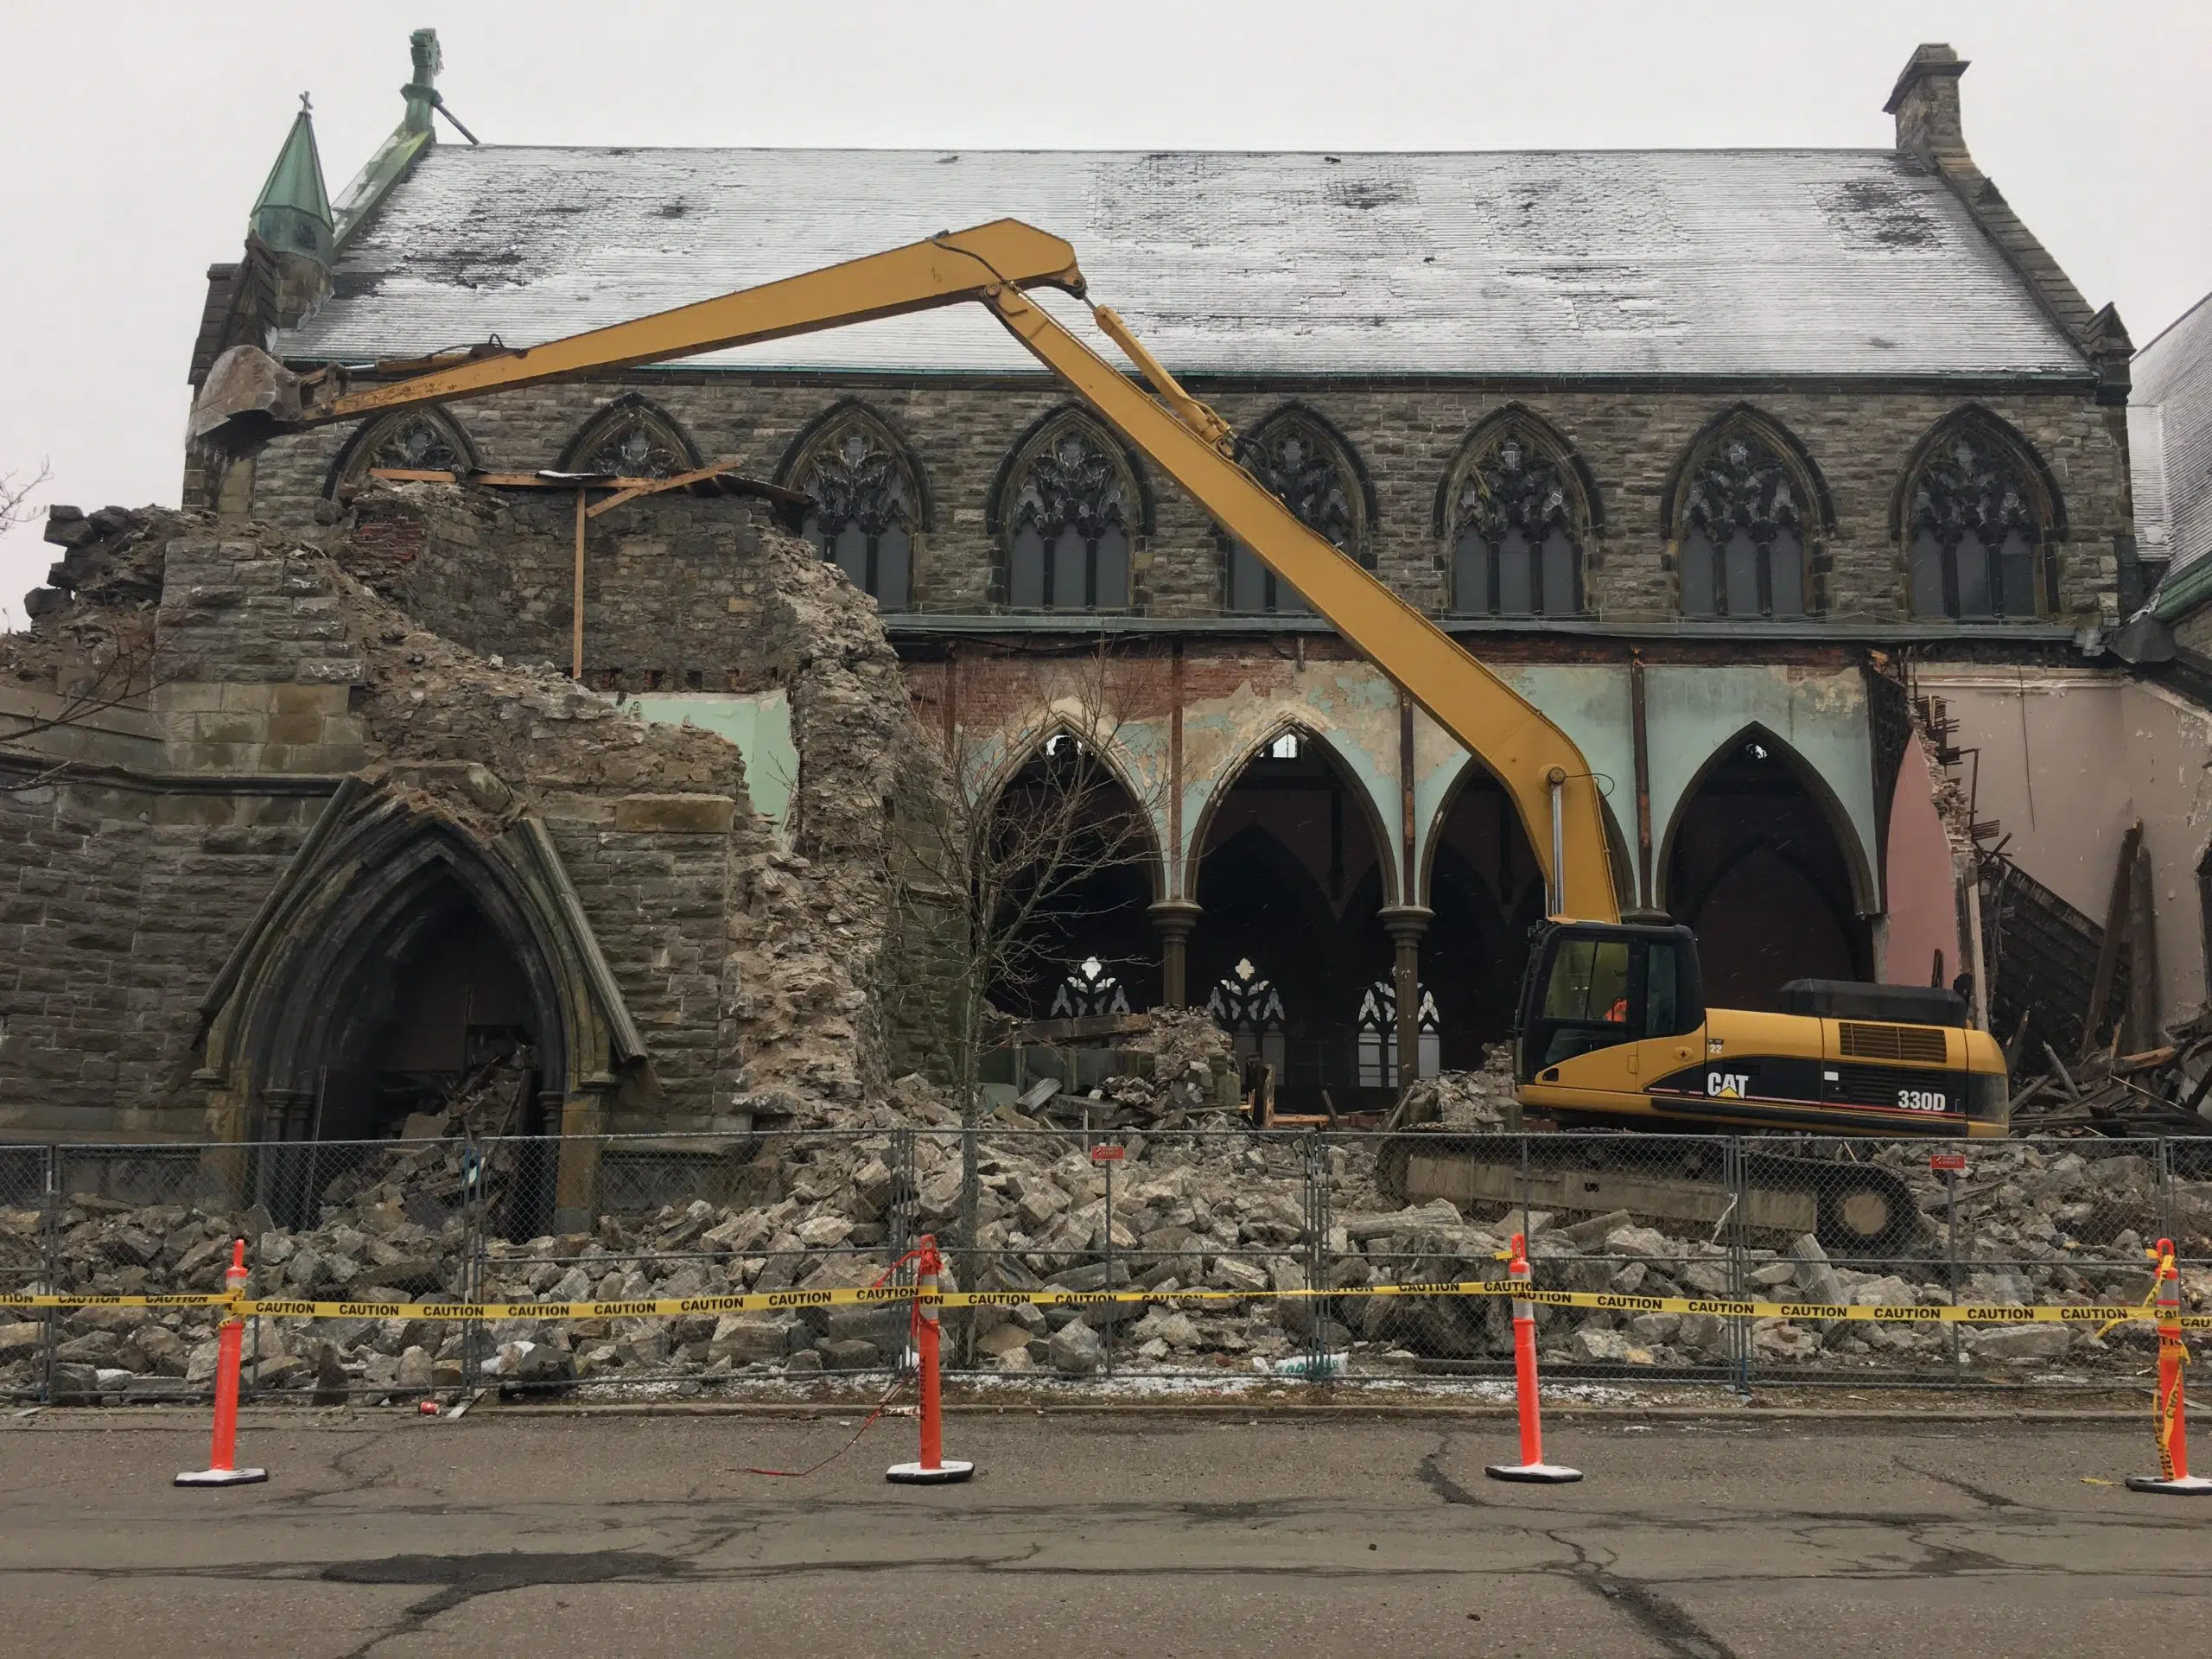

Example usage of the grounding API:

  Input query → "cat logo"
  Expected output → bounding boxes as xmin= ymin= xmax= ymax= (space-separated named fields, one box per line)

xmin=1707 ymin=1071 xmax=1751 ymax=1099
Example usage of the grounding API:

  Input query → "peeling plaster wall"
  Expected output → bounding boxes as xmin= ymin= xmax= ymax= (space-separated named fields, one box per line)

xmin=1921 ymin=666 xmax=2212 ymax=1027
xmin=908 ymin=646 xmax=1884 ymax=933
xmin=1645 ymin=665 xmax=1879 ymax=915
xmin=1882 ymin=732 xmax=1967 ymax=988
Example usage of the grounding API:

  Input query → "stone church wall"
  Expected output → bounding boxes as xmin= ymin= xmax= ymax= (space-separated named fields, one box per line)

xmin=246 ymin=375 xmax=2133 ymax=627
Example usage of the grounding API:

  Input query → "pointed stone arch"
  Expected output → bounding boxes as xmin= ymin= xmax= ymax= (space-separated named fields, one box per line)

xmin=1182 ymin=718 xmax=1399 ymax=913
xmin=1657 ymin=722 xmax=1875 ymax=916
xmin=775 ymin=399 xmax=930 ymax=608
xmin=195 ymin=780 xmax=643 ymax=1213
xmin=1657 ymin=724 xmax=1875 ymax=1007
xmin=325 ymin=405 xmax=480 ymax=497
xmin=1660 ymin=404 xmax=1834 ymax=620
xmin=1220 ymin=403 xmax=1378 ymax=612
xmin=981 ymin=715 xmax=1167 ymax=903
xmin=774 ymin=398 xmax=936 ymax=531
xmin=982 ymin=717 xmax=1167 ymax=1017
xmin=1433 ymin=405 xmax=1599 ymax=618
xmin=987 ymin=405 xmax=1151 ymax=611
xmin=556 ymin=391 xmax=703 ymax=478
xmin=1891 ymin=404 xmax=2066 ymax=620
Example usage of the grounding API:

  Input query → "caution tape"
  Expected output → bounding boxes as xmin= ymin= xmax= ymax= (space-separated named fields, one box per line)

xmin=5 ymin=1281 xmax=2210 ymax=1329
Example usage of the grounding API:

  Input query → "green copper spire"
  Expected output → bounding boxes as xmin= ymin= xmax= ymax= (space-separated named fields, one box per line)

xmin=251 ymin=93 xmax=334 ymax=266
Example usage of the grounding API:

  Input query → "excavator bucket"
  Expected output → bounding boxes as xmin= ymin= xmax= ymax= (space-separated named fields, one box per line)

xmin=190 ymin=345 xmax=311 ymax=451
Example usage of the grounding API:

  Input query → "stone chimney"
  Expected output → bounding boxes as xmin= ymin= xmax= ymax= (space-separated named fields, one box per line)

xmin=1885 ymin=43 xmax=1971 ymax=162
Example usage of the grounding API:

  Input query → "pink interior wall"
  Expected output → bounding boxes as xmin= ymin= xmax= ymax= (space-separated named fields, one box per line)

xmin=1882 ymin=732 xmax=1961 ymax=988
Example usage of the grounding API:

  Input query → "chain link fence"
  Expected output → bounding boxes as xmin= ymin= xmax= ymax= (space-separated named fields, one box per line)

xmin=3 ymin=1127 xmax=2205 ymax=1404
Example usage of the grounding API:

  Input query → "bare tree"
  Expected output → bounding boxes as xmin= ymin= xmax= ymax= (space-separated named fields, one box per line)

xmin=0 ymin=461 xmax=48 ymax=534
xmin=880 ymin=645 xmax=1165 ymax=1259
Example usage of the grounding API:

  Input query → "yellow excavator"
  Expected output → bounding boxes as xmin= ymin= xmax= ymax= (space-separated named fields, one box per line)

xmin=192 ymin=219 xmax=2009 ymax=1249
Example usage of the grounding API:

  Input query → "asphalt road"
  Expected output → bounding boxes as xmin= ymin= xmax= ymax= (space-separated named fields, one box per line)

xmin=1 ymin=1405 xmax=2203 ymax=1657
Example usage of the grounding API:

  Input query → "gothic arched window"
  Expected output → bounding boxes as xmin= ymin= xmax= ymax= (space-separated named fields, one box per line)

xmin=1354 ymin=977 xmax=1440 ymax=1088
xmin=329 ymin=408 xmax=476 ymax=494
xmin=999 ymin=414 xmax=1137 ymax=612
xmin=1903 ymin=416 xmax=2055 ymax=620
xmin=784 ymin=407 xmax=923 ymax=609
xmin=1206 ymin=957 xmax=1286 ymax=1076
xmin=1050 ymin=956 xmax=1130 ymax=1020
xmin=1226 ymin=412 xmax=1368 ymax=614
xmin=1674 ymin=417 xmax=1819 ymax=620
xmin=1443 ymin=416 xmax=1588 ymax=618
xmin=560 ymin=397 xmax=700 ymax=480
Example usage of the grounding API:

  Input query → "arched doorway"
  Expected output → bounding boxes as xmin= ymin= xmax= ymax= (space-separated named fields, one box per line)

xmin=1189 ymin=730 xmax=1392 ymax=1111
xmin=1664 ymin=732 xmax=1871 ymax=1010
xmin=988 ymin=734 xmax=1160 ymax=1021
xmin=1423 ymin=762 xmax=1546 ymax=1069
xmin=201 ymin=785 xmax=646 ymax=1236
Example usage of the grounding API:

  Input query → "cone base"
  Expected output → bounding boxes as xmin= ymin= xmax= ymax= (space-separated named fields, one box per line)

xmin=174 ymin=1467 xmax=268 ymax=1487
xmin=2125 ymin=1473 xmax=2212 ymax=1495
xmin=1485 ymin=1461 xmax=1582 ymax=1484
xmin=887 ymin=1459 xmax=974 ymax=1484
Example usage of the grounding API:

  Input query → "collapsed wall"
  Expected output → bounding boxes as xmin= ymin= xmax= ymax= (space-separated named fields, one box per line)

xmin=0 ymin=484 xmax=932 ymax=1141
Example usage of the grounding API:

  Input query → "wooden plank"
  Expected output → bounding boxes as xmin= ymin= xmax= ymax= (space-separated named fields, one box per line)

xmin=2126 ymin=837 xmax=2158 ymax=1052
xmin=585 ymin=455 xmax=747 ymax=518
xmin=2080 ymin=821 xmax=2142 ymax=1059
xmin=571 ymin=488 xmax=587 ymax=681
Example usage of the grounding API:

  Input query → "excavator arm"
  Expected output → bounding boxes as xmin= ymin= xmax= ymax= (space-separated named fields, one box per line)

xmin=192 ymin=218 xmax=1620 ymax=922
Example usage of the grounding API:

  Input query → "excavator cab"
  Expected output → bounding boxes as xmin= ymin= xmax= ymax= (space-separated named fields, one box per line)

xmin=1515 ymin=921 xmax=1705 ymax=1086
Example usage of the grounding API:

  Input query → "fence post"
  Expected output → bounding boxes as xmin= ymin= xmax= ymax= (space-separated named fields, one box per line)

xmin=1947 ymin=1154 xmax=1963 ymax=1384
xmin=1724 ymin=1137 xmax=1750 ymax=1395
xmin=1305 ymin=1135 xmax=1331 ymax=1379
xmin=41 ymin=1143 xmax=57 ymax=1407
xmin=2158 ymin=1138 xmax=2175 ymax=1253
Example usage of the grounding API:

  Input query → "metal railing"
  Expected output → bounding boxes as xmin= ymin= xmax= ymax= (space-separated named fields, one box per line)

xmin=1 ymin=1127 xmax=2202 ymax=1404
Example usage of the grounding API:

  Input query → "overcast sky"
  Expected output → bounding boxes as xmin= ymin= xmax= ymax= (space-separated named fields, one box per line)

xmin=3 ymin=0 xmax=2208 ymax=623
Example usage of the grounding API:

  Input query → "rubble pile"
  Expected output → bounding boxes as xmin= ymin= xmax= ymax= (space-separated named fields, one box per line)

xmin=8 ymin=1090 xmax=2209 ymax=1401
xmin=1387 ymin=1049 xmax=1516 ymax=1131
xmin=2008 ymin=1017 xmax=2212 ymax=1137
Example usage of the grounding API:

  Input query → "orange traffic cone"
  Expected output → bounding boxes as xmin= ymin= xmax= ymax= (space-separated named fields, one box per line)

xmin=2126 ymin=1238 xmax=2209 ymax=1497
xmin=175 ymin=1240 xmax=268 ymax=1488
xmin=1485 ymin=1231 xmax=1581 ymax=1484
xmin=887 ymin=1235 xmax=972 ymax=1484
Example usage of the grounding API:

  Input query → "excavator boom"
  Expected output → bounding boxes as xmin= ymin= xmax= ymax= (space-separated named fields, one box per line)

xmin=193 ymin=217 xmax=1620 ymax=921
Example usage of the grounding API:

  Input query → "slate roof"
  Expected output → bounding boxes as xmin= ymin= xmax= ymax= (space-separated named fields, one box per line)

xmin=277 ymin=145 xmax=2088 ymax=380
xmin=2134 ymin=289 xmax=2212 ymax=575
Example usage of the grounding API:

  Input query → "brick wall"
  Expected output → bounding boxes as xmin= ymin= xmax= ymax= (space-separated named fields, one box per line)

xmin=250 ymin=376 xmax=2132 ymax=627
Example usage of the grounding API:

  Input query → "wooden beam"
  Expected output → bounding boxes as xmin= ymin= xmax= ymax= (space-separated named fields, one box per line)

xmin=586 ymin=455 xmax=748 ymax=518
xmin=2081 ymin=820 xmax=2143 ymax=1059
xmin=571 ymin=488 xmax=587 ymax=681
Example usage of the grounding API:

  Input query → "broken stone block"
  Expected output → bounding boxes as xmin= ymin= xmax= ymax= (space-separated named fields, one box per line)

xmin=1789 ymin=1235 xmax=1844 ymax=1306
xmin=1969 ymin=1325 xmax=2073 ymax=1363
xmin=395 ymin=1345 xmax=435 ymax=1392
xmin=974 ymin=1323 xmax=1032 ymax=1359
xmin=1600 ymin=1224 xmax=1675 ymax=1258
xmin=1048 ymin=1319 xmax=1105 ymax=1376
xmin=1572 ymin=1325 xmax=1630 ymax=1363
xmin=0 ymin=1322 xmax=43 ymax=1362
xmin=816 ymin=1338 xmax=881 ymax=1370
xmin=709 ymin=1313 xmax=801 ymax=1364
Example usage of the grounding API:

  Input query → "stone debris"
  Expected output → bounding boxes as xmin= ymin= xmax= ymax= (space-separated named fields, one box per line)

xmin=1386 ymin=1049 xmax=1517 ymax=1131
xmin=5 ymin=1080 xmax=2208 ymax=1400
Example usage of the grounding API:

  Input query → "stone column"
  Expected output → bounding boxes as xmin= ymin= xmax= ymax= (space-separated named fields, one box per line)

xmin=1147 ymin=899 xmax=1203 ymax=1009
xmin=553 ymin=1078 xmax=614 ymax=1233
xmin=1377 ymin=905 xmax=1433 ymax=1090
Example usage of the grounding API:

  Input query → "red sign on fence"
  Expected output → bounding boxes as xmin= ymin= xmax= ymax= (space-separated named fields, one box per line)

xmin=1929 ymin=1152 xmax=1967 ymax=1174
xmin=1090 ymin=1145 xmax=1126 ymax=1164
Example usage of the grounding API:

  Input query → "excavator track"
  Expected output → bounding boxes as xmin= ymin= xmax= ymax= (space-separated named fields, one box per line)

xmin=1378 ymin=1128 xmax=1926 ymax=1257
